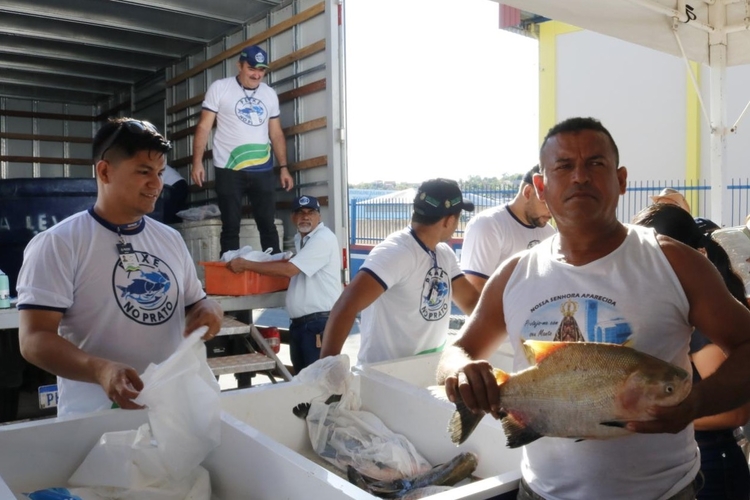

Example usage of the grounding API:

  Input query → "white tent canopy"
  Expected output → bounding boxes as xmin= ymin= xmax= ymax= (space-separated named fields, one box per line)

xmin=498 ymin=0 xmax=750 ymax=223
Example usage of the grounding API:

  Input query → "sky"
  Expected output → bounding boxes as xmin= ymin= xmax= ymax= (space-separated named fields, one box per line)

xmin=344 ymin=0 xmax=539 ymax=184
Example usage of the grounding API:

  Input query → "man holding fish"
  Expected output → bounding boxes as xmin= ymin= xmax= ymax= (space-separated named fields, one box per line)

xmin=437 ymin=117 xmax=750 ymax=500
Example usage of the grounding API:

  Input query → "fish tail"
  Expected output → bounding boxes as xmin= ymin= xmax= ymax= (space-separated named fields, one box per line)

xmin=448 ymin=396 xmax=484 ymax=445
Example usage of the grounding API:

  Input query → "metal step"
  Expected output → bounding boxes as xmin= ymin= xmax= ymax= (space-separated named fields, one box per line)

xmin=207 ymin=353 xmax=276 ymax=376
xmin=218 ymin=315 xmax=251 ymax=336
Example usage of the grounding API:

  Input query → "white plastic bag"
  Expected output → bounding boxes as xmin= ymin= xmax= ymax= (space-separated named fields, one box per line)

xmin=176 ymin=204 xmax=221 ymax=221
xmin=54 ymin=328 xmax=221 ymax=500
xmin=221 ymin=245 xmax=294 ymax=262
xmin=296 ymin=355 xmax=432 ymax=481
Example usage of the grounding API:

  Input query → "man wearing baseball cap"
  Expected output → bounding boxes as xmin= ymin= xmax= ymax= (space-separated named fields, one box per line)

xmin=320 ymin=178 xmax=480 ymax=364
xmin=192 ymin=44 xmax=293 ymax=258
xmin=227 ymin=195 xmax=341 ymax=373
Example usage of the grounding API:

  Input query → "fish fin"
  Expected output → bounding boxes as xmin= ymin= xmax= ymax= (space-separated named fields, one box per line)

xmin=492 ymin=368 xmax=511 ymax=385
xmin=522 ymin=340 xmax=568 ymax=365
xmin=428 ymin=385 xmax=449 ymax=401
xmin=325 ymin=394 xmax=342 ymax=405
xmin=292 ymin=402 xmax=310 ymax=419
xmin=599 ymin=420 xmax=628 ymax=428
xmin=502 ymin=414 xmax=543 ymax=448
xmin=448 ymin=397 xmax=484 ymax=445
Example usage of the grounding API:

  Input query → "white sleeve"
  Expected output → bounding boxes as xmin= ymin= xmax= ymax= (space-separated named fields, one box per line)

xmin=16 ymin=231 xmax=76 ymax=310
xmin=289 ymin=231 xmax=337 ymax=277
xmin=361 ymin=240 xmax=410 ymax=290
xmin=202 ymin=80 xmax=222 ymax=113
xmin=269 ymin=88 xmax=280 ymax=118
xmin=460 ymin=215 xmax=503 ymax=278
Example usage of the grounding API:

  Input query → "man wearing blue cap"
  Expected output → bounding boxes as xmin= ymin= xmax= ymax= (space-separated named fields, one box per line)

xmin=320 ymin=178 xmax=480 ymax=364
xmin=226 ymin=195 xmax=341 ymax=373
xmin=192 ymin=44 xmax=293 ymax=256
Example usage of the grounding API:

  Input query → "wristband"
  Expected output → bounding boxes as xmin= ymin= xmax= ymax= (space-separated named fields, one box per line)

xmin=279 ymin=165 xmax=289 ymax=170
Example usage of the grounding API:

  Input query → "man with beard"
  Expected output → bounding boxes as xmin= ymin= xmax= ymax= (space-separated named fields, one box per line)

xmin=227 ymin=195 xmax=341 ymax=373
xmin=320 ymin=178 xmax=480 ymax=365
xmin=461 ymin=165 xmax=555 ymax=292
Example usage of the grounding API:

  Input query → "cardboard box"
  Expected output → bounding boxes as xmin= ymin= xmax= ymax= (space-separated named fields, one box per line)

xmin=201 ymin=261 xmax=289 ymax=296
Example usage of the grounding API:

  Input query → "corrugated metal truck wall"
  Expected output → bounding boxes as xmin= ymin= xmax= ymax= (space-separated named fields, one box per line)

xmin=165 ymin=0 xmax=348 ymax=255
xmin=0 ymin=97 xmax=96 ymax=180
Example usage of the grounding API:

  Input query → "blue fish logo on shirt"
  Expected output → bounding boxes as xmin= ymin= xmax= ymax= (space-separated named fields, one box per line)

xmin=420 ymin=267 xmax=450 ymax=321
xmin=112 ymin=252 xmax=178 ymax=326
xmin=235 ymin=97 xmax=268 ymax=126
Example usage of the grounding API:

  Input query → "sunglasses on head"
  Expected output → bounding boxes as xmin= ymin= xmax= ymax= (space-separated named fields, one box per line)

xmin=97 ymin=119 xmax=170 ymax=161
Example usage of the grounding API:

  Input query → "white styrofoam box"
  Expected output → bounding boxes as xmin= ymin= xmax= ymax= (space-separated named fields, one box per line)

xmin=358 ymin=349 xmax=514 ymax=390
xmin=220 ymin=374 xmax=521 ymax=499
xmin=172 ymin=218 xmax=283 ymax=283
xmin=0 ymin=407 xmax=366 ymax=500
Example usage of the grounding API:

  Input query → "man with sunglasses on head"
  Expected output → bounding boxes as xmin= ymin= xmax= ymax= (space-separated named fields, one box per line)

xmin=192 ymin=44 xmax=293 ymax=256
xmin=16 ymin=118 xmax=223 ymax=416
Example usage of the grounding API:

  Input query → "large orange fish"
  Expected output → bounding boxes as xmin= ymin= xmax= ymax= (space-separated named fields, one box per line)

xmin=450 ymin=341 xmax=692 ymax=447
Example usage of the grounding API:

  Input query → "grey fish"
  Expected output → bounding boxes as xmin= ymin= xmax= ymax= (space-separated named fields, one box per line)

xmin=450 ymin=340 xmax=691 ymax=447
xmin=347 ymin=452 xmax=478 ymax=498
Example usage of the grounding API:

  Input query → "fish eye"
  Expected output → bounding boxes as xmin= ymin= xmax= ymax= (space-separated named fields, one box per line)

xmin=665 ymin=384 xmax=674 ymax=394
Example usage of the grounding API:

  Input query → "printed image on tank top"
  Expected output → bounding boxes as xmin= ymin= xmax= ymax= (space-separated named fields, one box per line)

xmin=522 ymin=295 xmax=630 ymax=344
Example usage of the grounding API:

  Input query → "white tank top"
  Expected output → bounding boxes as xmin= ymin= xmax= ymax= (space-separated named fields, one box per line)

xmin=503 ymin=224 xmax=699 ymax=500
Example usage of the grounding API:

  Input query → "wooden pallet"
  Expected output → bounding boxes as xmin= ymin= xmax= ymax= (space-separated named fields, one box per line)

xmin=207 ymin=352 xmax=276 ymax=376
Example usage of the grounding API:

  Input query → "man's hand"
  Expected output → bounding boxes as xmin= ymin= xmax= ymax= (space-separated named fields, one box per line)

xmin=444 ymin=360 xmax=502 ymax=418
xmin=280 ymin=168 xmax=294 ymax=191
xmin=626 ymin=392 xmax=699 ymax=435
xmin=226 ymin=258 xmax=249 ymax=274
xmin=185 ymin=298 xmax=223 ymax=340
xmin=191 ymin=163 xmax=205 ymax=187
xmin=95 ymin=360 xmax=145 ymax=410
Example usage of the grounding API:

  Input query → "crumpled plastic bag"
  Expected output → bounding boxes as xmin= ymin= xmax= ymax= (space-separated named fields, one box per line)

xmin=221 ymin=245 xmax=294 ymax=262
xmin=295 ymin=355 xmax=432 ymax=482
xmin=176 ymin=204 xmax=221 ymax=221
xmin=25 ymin=329 xmax=221 ymax=500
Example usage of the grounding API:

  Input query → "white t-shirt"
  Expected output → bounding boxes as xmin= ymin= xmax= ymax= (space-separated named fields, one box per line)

xmin=16 ymin=209 xmax=205 ymax=416
xmin=461 ymin=204 xmax=555 ymax=279
xmin=286 ymin=222 xmax=342 ymax=319
xmin=503 ymin=224 xmax=699 ymax=500
xmin=357 ymin=228 xmax=463 ymax=365
xmin=202 ymin=76 xmax=280 ymax=172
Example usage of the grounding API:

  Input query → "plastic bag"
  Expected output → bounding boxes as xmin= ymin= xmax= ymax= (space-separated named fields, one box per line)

xmin=26 ymin=329 xmax=221 ymax=500
xmin=295 ymin=355 xmax=432 ymax=481
xmin=221 ymin=246 xmax=294 ymax=262
xmin=175 ymin=204 xmax=221 ymax=221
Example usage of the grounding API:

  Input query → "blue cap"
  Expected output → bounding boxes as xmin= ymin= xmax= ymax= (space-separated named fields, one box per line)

xmin=239 ymin=45 xmax=269 ymax=68
xmin=292 ymin=195 xmax=320 ymax=212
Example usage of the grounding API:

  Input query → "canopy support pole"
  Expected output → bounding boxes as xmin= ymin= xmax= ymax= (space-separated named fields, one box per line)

xmin=708 ymin=0 xmax=728 ymax=225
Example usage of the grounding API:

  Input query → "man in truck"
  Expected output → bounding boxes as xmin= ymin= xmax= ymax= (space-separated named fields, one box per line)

xmin=191 ymin=44 xmax=293 ymax=256
xmin=16 ymin=118 xmax=223 ymax=416
xmin=226 ymin=195 xmax=341 ymax=373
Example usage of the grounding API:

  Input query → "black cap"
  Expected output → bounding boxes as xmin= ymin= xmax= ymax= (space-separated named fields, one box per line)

xmin=413 ymin=178 xmax=475 ymax=217
xmin=292 ymin=195 xmax=320 ymax=212
xmin=694 ymin=217 xmax=720 ymax=233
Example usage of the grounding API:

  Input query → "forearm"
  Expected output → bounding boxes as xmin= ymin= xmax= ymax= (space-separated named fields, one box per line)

xmin=20 ymin=331 xmax=107 ymax=385
xmin=192 ymin=126 xmax=210 ymax=164
xmin=269 ymin=131 xmax=288 ymax=166
xmin=692 ymin=342 xmax=750 ymax=419
xmin=694 ymin=406 xmax=750 ymax=431
xmin=232 ymin=259 xmax=299 ymax=278
xmin=319 ymin=306 xmax=357 ymax=358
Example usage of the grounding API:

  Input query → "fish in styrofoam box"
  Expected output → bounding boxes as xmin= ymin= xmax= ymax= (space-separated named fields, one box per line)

xmin=712 ymin=225 xmax=750 ymax=299
xmin=219 ymin=369 xmax=522 ymax=499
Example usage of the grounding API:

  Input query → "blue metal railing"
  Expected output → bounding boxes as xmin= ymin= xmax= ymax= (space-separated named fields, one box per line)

xmin=349 ymin=179 xmax=750 ymax=246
